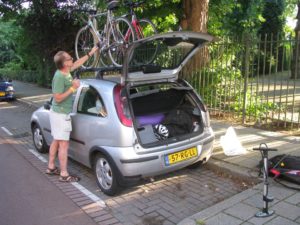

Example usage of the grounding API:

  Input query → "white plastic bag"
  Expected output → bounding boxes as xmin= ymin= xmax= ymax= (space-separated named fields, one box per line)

xmin=220 ymin=126 xmax=246 ymax=156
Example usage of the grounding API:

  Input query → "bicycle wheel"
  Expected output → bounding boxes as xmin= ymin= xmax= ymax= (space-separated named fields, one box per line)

xmin=94 ymin=16 xmax=111 ymax=67
xmin=99 ymin=45 xmax=112 ymax=67
xmin=75 ymin=26 xmax=99 ymax=69
xmin=108 ymin=17 xmax=136 ymax=67
xmin=133 ymin=18 xmax=158 ymax=65
xmin=135 ymin=18 xmax=157 ymax=39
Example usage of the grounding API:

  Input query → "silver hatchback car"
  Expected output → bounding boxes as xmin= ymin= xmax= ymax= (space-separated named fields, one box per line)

xmin=31 ymin=31 xmax=215 ymax=195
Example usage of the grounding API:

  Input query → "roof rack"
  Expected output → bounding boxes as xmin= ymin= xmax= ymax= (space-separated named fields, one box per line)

xmin=74 ymin=66 xmax=122 ymax=80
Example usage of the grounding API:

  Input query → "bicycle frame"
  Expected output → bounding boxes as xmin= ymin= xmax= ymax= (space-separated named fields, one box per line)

xmin=75 ymin=3 xmax=136 ymax=67
xmin=128 ymin=7 xmax=144 ymax=40
xmin=85 ymin=9 xmax=124 ymax=50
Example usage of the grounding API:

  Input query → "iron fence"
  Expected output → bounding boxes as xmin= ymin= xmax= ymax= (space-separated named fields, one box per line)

xmin=2 ymin=34 xmax=300 ymax=130
xmin=183 ymin=34 xmax=300 ymax=130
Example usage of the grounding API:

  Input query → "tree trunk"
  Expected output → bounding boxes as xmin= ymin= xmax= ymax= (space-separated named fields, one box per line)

xmin=291 ymin=2 xmax=300 ymax=79
xmin=180 ymin=0 xmax=209 ymax=79
xmin=180 ymin=0 xmax=209 ymax=32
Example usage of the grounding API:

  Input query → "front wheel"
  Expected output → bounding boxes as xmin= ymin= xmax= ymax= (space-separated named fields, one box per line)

xmin=93 ymin=154 xmax=120 ymax=196
xmin=32 ymin=123 xmax=48 ymax=153
xmin=75 ymin=26 xmax=99 ymax=69
xmin=108 ymin=17 xmax=136 ymax=67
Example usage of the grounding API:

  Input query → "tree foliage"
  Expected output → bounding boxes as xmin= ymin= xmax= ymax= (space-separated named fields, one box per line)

xmin=0 ymin=20 xmax=21 ymax=69
xmin=0 ymin=0 xmax=299 ymax=85
xmin=208 ymin=0 xmax=265 ymax=37
xmin=258 ymin=0 xmax=285 ymax=36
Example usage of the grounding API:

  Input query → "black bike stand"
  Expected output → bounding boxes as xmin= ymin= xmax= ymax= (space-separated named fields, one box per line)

xmin=253 ymin=144 xmax=277 ymax=218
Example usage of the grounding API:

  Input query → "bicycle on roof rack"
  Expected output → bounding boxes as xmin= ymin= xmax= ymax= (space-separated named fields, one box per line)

xmin=123 ymin=0 xmax=157 ymax=39
xmin=75 ymin=0 xmax=136 ymax=68
xmin=123 ymin=0 xmax=158 ymax=65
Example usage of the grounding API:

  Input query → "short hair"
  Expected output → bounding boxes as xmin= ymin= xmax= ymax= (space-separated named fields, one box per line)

xmin=54 ymin=51 xmax=67 ymax=69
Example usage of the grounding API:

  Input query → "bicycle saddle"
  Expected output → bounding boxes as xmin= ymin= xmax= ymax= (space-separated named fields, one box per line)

xmin=107 ymin=0 xmax=119 ymax=11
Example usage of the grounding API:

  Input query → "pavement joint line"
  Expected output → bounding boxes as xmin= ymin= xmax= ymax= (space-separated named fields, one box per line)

xmin=1 ymin=126 xmax=13 ymax=136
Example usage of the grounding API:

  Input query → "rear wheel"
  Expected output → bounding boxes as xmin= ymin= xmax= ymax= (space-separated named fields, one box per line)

xmin=75 ymin=26 xmax=99 ymax=69
xmin=133 ymin=18 xmax=158 ymax=65
xmin=108 ymin=17 xmax=136 ymax=67
xmin=32 ymin=124 xmax=48 ymax=153
xmin=93 ymin=153 xmax=120 ymax=196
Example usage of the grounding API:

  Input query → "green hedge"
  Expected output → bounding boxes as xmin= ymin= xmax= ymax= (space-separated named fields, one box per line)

xmin=0 ymin=69 xmax=39 ymax=83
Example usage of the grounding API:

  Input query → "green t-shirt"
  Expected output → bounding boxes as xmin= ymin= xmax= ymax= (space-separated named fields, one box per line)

xmin=51 ymin=70 xmax=73 ymax=114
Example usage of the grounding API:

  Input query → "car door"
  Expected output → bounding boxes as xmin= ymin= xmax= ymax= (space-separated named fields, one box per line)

xmin=70 ymin=84 xmax=108 ymax=167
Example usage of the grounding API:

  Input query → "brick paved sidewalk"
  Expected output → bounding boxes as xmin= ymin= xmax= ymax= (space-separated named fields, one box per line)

xmin=179 ymin=180 xmax=300 ymax=225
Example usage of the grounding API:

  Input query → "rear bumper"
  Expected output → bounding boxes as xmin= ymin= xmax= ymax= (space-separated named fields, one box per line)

xmin=0 ymin=92 xmax=15 ymax=100
xmin=109 ymin=131 xmax=215 ymax=178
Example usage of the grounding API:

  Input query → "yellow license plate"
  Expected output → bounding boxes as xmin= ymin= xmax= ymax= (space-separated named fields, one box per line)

xmin=0 ymin=92 xmax=5 ymax=97
xmin=165 ymin=147 xmax=198 ymax=166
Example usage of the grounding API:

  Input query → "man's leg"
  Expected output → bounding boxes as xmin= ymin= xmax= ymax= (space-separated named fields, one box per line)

xmin=48 ymin=140 xmax=59 ymax=170
xmin=58 ymin=140 xmax=69 ymax=177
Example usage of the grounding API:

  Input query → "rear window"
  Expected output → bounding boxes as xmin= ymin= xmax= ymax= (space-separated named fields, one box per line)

xmin=129 ymin=39 xmax=195 ymax=72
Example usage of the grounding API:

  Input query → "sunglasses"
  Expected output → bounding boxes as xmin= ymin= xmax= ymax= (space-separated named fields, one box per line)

xmin=64 ymin=57 xmax=73 ymax=62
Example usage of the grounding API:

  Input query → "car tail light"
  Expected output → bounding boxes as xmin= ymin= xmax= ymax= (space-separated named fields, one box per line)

xmin=113 ymin=85 xmax=132 ymax=127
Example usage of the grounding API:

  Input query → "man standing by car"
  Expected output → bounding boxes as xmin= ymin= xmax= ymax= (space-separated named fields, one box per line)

xmin=46 ymin=47 xmax=98 ymax=182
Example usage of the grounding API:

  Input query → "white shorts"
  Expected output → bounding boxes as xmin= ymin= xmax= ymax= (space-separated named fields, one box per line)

xmin=49 ymin=109 xmax=72 ymax=141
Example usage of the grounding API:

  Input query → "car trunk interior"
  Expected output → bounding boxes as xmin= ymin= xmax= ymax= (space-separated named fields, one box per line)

xmin=128 ymin=82 xmax=204 ymax=146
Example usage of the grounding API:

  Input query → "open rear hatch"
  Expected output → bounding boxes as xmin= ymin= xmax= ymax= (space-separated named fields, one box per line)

xmin=122 ymin=31 xmax=215 ymax=84
xmin=121 ymin=31 xmax=214 ymax=147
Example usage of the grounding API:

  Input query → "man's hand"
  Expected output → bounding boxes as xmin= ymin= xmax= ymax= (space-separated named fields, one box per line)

xmin=89 ymin=45 xmax=99 ymax=56
xmin=71 ymin=46 xmax=99 ymax=71
xmin=72 ymin=78 xmax=80 ymax=89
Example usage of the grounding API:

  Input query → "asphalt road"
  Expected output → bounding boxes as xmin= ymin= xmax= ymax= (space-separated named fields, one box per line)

xmin=0 ymin=129 xmax=97 ymax=225
xmin=0 ymin=81 xmax=253 ymax=225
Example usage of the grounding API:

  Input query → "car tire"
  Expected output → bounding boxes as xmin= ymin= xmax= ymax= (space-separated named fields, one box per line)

xmin=32 ymin=123 xmax=49 ymax=153
xmin=93 ymin=153 xmax=120 ymax=196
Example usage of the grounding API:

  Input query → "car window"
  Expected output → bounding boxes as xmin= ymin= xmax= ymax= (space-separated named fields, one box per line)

xmin=77 ymin=86 xmax=107 ymax=117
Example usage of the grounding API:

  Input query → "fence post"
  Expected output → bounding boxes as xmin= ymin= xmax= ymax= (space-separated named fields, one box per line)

xmin=291 ymin=3 xmax=300 ymax=79
xmin=242 ymin=35 xmax=250 ymax=124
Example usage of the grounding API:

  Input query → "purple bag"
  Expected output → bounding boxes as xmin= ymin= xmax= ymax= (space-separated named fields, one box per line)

xmin=137 ymin=113 xmax=165 ymax=126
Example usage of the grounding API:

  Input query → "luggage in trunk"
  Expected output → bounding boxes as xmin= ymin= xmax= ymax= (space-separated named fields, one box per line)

xmin=129 ymin=84 xmax=204 ymax=145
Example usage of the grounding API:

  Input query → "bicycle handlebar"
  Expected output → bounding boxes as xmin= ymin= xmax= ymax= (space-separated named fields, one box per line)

xmin=253 ymin=147 xmax=278 ymax=151
xmin=67 ymin=7 xmax=98 ymax=16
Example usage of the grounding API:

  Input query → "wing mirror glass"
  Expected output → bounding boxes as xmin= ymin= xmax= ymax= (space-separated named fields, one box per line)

xmin=44 ymin=97 xmax=53 ymax=110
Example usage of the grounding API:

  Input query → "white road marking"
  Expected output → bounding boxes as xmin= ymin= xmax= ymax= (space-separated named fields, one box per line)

xmin=27 ymin=148 xmax=106 ymax=208
xmin=1 ymin=127 xmax=13 ymax=136
xmin=72 ymin=182 xmax=106 ymax=207
xmin=28 ymin=149 xmax=48 ymax=163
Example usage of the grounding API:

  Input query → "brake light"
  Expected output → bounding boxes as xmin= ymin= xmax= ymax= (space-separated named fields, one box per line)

xmin=113 ymin=85 xmax=132 ymax=127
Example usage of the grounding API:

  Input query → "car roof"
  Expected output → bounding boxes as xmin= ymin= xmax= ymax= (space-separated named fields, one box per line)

xmin=81 ymin=76 xmax=120 ymax=91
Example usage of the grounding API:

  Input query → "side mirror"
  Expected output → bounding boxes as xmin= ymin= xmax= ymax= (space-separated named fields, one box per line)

xmin=44 ymin=97 xmax=53 ymax=110
xmin=44 ymin=101 xmax=51 ymax=110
